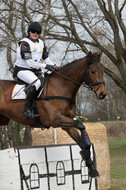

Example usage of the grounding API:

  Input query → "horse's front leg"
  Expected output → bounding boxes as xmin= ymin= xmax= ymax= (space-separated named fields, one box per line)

xmin=52 ymin=114 xmax=91 ymax=151
xmin=52 ymin=114 xmax=99 ymax=178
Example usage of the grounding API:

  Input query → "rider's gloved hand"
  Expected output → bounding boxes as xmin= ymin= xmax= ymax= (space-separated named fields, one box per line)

xmin=45 ymin=64 xmax=56 ymax=71
xmin=54 ymin=64 xmax=59 ymax=71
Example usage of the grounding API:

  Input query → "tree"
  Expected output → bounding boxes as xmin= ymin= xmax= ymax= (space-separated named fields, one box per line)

xmin=0 ymin=0 xmax=51 ymax=71
xmin=45 ymin=0 xmax=126 ymax=94
xmin=0 ymin=0 xmax=51 ymax=148
xmin=0 ymin=0 xmax=126 ymax=93
xmin=8 ymin=121 xmax=22 ymax=147
xmin=0 ymin=0 xmax=126 ymax=126
xmin=0 ymin=126 xmax=10 ymax=149
xmin=22 ymin=125 xmax=32 ymax=146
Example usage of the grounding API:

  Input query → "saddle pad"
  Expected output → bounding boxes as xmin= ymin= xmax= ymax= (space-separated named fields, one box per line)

xmin=11 ymin=84 xmax=26 ymax=100
xmin=11 ymin=84 xmax=44 ymax=100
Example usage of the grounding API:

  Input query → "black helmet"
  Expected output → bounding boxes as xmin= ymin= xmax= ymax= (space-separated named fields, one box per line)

xmin=28 ymin=22 xmax=42 ymax=34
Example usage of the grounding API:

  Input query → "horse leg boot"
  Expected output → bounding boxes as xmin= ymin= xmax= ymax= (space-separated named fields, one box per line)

xmin=77 ymin=122 xmax=99 ymax=178
xmin=80 ymin=128 xmax=99 ymax=178
xmin=54 ymin=116 xmax=99 ymax=178
xmin=23 ymin=85 xmax=37 ymax=119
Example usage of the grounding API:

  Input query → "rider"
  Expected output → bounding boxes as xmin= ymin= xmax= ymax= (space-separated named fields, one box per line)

xmin=13 ymin=21 xmax=57 ymax=119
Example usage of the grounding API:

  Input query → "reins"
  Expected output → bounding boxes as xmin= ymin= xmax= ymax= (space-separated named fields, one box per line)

xmin=51 ymin=69 xmax=93 ymax=89
xmin=39 ymin=60 xmax=105 ymax=104
xmin=52 ymin=65 xmax=105 ymax=92
xmin=52 ymin=70 xmax=83 ymax=87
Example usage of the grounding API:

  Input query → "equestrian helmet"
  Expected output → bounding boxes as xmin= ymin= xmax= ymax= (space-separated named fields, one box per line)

xmin=28 ymin=22 xmax=42 ymax=33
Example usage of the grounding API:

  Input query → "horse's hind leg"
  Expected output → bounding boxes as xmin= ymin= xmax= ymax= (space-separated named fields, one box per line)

xmin=0 ymin=115 xmax=10 ymax=126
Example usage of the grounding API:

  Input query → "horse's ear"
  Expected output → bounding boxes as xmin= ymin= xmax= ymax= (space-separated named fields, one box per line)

xmin=87 ymin=51 xmax=92 ymax=59
xmin=98 ymin=51 xmax=102 ymax=60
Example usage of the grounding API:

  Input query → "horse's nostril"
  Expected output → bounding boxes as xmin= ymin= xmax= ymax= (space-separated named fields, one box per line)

xmin=99 ymin=92 xmax=106 ymax=99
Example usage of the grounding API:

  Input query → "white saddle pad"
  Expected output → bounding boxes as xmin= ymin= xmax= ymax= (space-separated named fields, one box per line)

xmin=11 ymin=84 xmax=26 ymax=100
xmin=11 ymin=84 xmax=44 ymax=100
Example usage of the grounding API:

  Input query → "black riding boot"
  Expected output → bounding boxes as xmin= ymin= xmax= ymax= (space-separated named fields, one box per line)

xmin=23 ymin=85 xmax=37 ymax=119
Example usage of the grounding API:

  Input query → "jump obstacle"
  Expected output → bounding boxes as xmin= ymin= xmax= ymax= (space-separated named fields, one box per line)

xmin=0 ymin=144 xmax=97 ymax=190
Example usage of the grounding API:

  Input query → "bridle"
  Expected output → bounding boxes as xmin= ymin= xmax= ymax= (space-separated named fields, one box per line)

xmin=85 ymin=62 xmax=105 ymax=93
xmin=38 ymin=60 xmax=105 ymax=104
xmin=88 ymin=81 xmax=105 ymax=93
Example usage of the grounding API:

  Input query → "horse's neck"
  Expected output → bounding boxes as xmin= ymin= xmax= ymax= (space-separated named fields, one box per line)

xmin=60 ymin=58 xmax=85 ymax=83
xmin=57 ymin=58 xmax=86 ymax=98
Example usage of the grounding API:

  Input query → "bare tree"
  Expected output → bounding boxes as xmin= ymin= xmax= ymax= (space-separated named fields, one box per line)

xmin=0 ymin=0 xmax=126 ymax=126
xmin=0 ymin=0 xmax=126 ymax=93
xmin=22 ymin=125 xmax=32 ymax=146
xmin=0 ymin=0 xmax=51 ymax=148
xmin=0 ymin=0 xmax=51 ymax=71
xmin=45 ymin=0 xmax=126 ymax=94
xmin=0 ymin=126 xmax=10 ymax=149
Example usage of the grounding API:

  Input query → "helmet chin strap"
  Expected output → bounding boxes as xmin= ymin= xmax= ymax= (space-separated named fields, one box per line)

xmin=29 ymin=35 xmax=39 ymax=43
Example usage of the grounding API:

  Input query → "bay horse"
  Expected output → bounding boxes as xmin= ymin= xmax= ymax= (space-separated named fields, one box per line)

xmin=0 ymin=51 xmax=106 ymax=178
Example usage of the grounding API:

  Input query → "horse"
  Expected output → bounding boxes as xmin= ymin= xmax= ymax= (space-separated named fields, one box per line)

xmin=0 ymin=51 xmax=107 ymax=178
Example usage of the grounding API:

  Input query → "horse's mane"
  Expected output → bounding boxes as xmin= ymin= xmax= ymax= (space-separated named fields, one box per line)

xmin=49 ymin=52 xmax=100 ymax=77
xmin=58 ymin=57 xmax=84 ymax=71
xmin=58 ymin=52 xmax=100 ymax=71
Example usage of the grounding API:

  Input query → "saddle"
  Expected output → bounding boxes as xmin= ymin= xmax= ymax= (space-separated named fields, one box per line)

xmin=11 ymin=77 xmax=46 ymax=100
xmin=11 ymin=77 xmax=49 ymax=129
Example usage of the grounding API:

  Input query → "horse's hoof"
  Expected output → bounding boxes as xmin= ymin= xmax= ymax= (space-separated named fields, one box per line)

xmin=80 ymin=149 xmax=90 ymax=160
xmin=88 ymin=168 xmax=100 ymax=178
xmin=86 ymin=159 xmax=100 ymax=178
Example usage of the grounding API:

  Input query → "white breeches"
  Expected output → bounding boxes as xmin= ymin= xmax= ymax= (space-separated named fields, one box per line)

xmin=17 ymin=70 xmax=41 ymax=90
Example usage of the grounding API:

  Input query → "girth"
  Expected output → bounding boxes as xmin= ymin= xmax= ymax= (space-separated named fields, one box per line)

xmin=37 ymin=96 xmax=75 ymax=104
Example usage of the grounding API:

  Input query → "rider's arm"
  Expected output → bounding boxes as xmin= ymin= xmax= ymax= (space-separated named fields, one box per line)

xmin=42 ymin=45 xmax=49 ymax=60
xmin=42 ymin=45 xmax=54 ymax=66
xmin=26 ymin=57 xmax=55 ymax=69
xmin=26 ymin=59 xmax=47 ymax=69
xmin=20 ymin=41 xmax=31 ymax=60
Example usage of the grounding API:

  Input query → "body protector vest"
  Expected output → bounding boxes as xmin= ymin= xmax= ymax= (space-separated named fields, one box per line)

xmin=15 ymin=38 xmax=44 ymax=69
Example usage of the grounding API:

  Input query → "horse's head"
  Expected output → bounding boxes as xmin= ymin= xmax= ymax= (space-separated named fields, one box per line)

xmin=84 ymin=51 xmax=107 ymax=100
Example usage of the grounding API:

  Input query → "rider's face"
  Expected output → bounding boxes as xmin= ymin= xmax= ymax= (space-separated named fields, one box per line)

xmin=29 ymin=30 xmax=40 ymax=42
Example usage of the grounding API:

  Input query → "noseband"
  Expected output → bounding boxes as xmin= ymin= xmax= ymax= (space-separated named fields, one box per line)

xmin=88 ymin=81 xmax=105 ymax=93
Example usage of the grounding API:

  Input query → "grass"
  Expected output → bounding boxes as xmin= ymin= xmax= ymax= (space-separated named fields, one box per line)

xmin=108 ymin=137 xmax=126 ymax=190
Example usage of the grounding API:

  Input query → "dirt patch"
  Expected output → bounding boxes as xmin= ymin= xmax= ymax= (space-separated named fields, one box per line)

xmin=102 ymin=121 xmax=126 ymax=138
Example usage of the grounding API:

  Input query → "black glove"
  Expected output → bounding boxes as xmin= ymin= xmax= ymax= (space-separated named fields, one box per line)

xmin=54 ymin=65 xmax=59 ymax=71
xmin=45 ymin=64 xmax=59 ymax=71
xmin=45 ymin=64 xmax=55 ymax=71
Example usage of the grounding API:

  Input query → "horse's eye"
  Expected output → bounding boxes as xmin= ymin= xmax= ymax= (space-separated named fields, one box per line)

xmin=91 ymin=70 xmax=95 ymax=74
